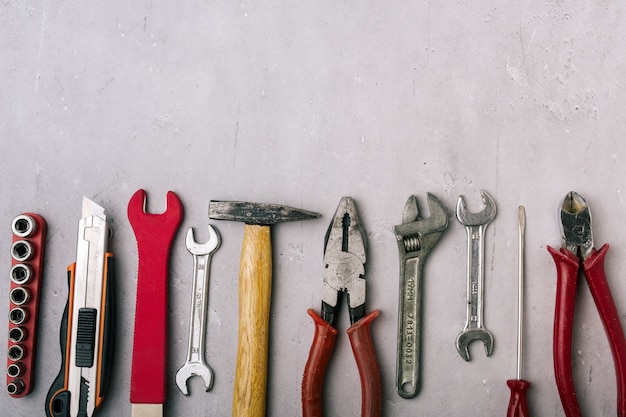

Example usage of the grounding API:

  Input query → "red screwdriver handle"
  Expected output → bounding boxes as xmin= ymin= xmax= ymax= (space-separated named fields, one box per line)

xmin=548 ymin=246 xmax=582 ymax=417
xmin=302 ymin=309 xmax=337 ymax=417
xmin=506 ymin=379 xmax=531 ymax=417
xmin=583 ymin=244 xmax=626 ymax=417
xmin=347 ymin=310 xmax=382 ymax=417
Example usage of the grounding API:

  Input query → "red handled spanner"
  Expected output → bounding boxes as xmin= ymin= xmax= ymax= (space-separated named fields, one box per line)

xmin=128 ymin=189 xmax=183 ymax=417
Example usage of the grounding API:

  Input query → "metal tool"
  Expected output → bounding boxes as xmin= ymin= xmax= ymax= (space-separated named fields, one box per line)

xmin=209 ymin=200 xmax=319 ymax=417
xmin=128 ymin=190 xmax=183 ymax=417
xmin=455 ymin=190 xmax=496 ymax=361
xmin=175 ymin=225 xmax=221 ymax=396
xmin=7 ymin=213 xmax=46 ymax=398
xmin=46 ymin=198 xmax=114 ymax=417
xmin=506 ymin=206 xmax=531 ymax=417
xmin=548 ymin=192 xmax=626 ymax=417
xmin=393 ymin=193 xmax=448 ymax=398
xmin=302 ymin=197 xmax=381 ymax=417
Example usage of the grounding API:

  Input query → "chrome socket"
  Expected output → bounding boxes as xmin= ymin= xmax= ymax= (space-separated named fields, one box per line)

xmin=6 ymin=379 xmax=24 ymax=395
xmin=8 ymin=327 xmax=27 ymax=343
xmin=9 ymin=264 xmax=32 ymax=285
xmin=8 ymin=345 xmax=25 ymax=361
xmin=11 ymin=215 xmax=36 ymax=238
xmin=7 ymin=363 xmax=24 ymax=378
xmin=10 ymin=240 xmax=33 ymax=262
xmin=9 ymin=307 xmax=28 ymax=325
xmin=9 ymin=287 xmax=30 ymax=306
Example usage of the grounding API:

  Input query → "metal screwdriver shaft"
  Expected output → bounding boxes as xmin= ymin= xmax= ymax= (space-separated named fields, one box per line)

xmin=506 ymin=206 xmax=531 ymax=417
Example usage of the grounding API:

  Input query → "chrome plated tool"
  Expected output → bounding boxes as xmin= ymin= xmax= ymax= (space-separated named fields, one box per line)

xmin=393 ymin=193 xmax=448 ymax=398
xmin=175 ymin=225 xmax=220 ymax=396
xmin=455 ymin=190 xmax=496 ymax=361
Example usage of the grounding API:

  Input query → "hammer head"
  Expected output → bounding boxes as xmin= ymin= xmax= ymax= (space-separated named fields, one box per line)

xmin=209 ymin=200 xmax=320 ymax=226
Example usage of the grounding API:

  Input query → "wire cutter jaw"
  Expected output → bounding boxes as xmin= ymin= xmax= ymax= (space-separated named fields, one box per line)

xmin=560 ymin=191 xmax=594 ymax=261
xmin=321 ymin=196 xmax=367 ymax=326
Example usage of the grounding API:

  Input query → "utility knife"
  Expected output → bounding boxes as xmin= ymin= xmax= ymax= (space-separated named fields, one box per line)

xmin=46 ymin=197 xmax=115 ymax=417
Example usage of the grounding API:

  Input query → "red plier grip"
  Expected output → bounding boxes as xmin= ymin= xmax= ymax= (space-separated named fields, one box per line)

xmin=549 ymin=244 xmax=626 ymax=417
xmin=302 ymin=309 xmax=382 ymax=417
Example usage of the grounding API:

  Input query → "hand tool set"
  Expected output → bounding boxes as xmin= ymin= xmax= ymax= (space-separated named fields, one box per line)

xmin=6 ymin=213 xmax=47 ymax=397
xmin=4 ymin=188 xmax=626 ymax=416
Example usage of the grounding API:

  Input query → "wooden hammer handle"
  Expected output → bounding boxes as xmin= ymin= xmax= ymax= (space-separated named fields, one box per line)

xmin=233 ymin=224 xmax=272 ymax=417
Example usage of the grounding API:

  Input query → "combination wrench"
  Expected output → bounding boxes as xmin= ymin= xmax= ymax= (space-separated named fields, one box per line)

xmin=175 ymin=225 xmax=221 ymax=395
xmin=455 ymin=190 xmax=496 ymax=361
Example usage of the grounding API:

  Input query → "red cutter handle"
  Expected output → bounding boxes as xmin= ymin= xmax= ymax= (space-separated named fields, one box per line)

xmin=583 ymin=244 xmax=626 ymax=417
xmin=302 ymin=309 xmax=337 ymax=417
xmin=548 ymin=246 xmax=581 ymax=417
xmin=347 ymin=310 xmax=382 ymax=417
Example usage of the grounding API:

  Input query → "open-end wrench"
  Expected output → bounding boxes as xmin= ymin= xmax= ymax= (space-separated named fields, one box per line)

xmin=393 ymin=193 xmax=448 ymax=398
xmin=128 ymin=189 xmax=183 ymax=417
xmin=175 ymin=225 xmax=221 ymax=396
xmin=455 ymin=190 xmax=496 ymax=361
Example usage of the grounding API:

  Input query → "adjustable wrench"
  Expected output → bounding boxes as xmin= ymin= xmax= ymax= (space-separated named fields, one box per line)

xmin=393 ymin=193 xmax=448 ymax=398
xmin=175 ymin=225 xmax=220 ymax=395
xmin=455 ymin=190 xmax=496 ymax=361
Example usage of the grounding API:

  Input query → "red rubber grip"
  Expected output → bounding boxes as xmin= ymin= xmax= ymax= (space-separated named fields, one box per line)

xmin=347 ymin=310 xmax=382 ymax=417
xmin=506 ymin=379 xmax=531 ymax=417
xmin=302 ymin=309 xmax=337 ymax=417
xmin=548 ymin=246 xmax=581 ymax=417
xmin=128 ymin=190 xmax=183 ymax=404
xmin=583 ymin=245 xmax=626 ymax=417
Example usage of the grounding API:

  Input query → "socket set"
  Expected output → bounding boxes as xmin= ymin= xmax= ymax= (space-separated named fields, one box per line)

xmin=6 ymin=214 xmax=47 ymax=397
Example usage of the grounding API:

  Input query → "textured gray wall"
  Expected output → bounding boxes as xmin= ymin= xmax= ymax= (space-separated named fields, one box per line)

xmin=2 ymin=1 xmax=626 ymax=416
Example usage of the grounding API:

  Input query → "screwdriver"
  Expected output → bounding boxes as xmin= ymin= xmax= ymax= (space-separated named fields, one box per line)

xmin=506 ymin=206 xmax=531 ymax=417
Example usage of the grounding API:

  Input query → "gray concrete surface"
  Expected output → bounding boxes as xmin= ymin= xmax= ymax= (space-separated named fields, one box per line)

xmin=2 ymin=1 xmax=626 ymax=416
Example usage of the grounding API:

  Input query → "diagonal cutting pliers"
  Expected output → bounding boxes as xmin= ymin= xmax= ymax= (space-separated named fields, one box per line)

xmin=302 ymin=197 xmax=382 ymax=417
xmin=547 ymin=191 xmax=626 ymax=417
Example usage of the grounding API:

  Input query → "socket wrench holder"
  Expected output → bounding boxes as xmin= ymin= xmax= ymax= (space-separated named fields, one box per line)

xmin=6 ymin=213 xmax=46 ymax=397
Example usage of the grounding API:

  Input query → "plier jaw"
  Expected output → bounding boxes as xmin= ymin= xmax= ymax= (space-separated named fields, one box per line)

xmin=321 ymin=196 xmax=367 ymax=326
xmin=560 ymin=191 xmax=594 ymax=261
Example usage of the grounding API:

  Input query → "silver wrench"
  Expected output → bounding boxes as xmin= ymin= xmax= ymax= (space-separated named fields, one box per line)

xmin=175 ymin=225 xmax=220 ymax=395
xmin=394 ymin=193 xmax=448 ymax=398
xmin=455 ymin=190 xmax=496 ymax=361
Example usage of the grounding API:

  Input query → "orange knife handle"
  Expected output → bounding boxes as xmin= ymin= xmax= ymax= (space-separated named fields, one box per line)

xmin=583 ymin=244 xmax=626 ymax=417
xmin=548 ymin=246 xmax=582 ymax=417
xmin=45 ymin=265 xmax=75 ymax=417
xmin=302 ymin=309 xmax=338 ymax=417
xmin=347 ymin=310 xmax=382 ymax=417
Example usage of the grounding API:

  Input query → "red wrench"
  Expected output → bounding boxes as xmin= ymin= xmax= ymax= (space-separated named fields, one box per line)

xmin=128 ymin=189 xmax=183 ymax=417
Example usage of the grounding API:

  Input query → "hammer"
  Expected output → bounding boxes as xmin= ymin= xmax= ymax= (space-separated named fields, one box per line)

xmin=209 ymin=200 xmax=320 ymax=417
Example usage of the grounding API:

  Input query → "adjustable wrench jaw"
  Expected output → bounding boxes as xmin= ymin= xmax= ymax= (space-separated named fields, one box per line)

xmin=393 ymin=193 xmax=449 ymax=259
